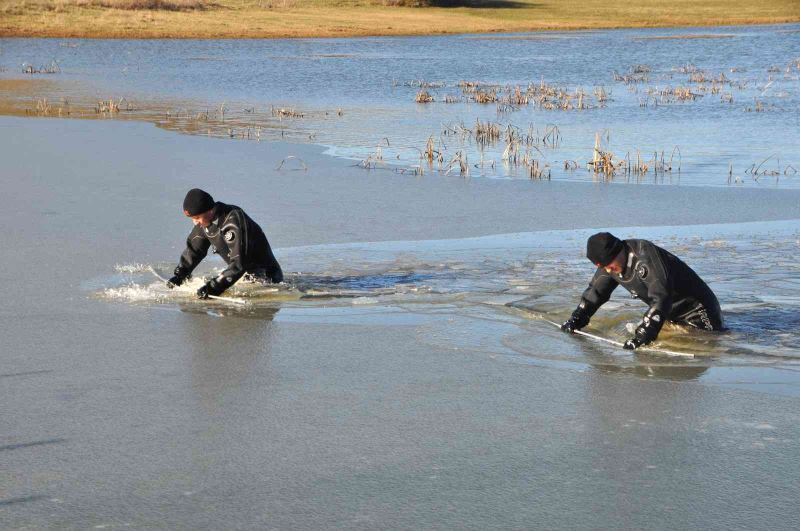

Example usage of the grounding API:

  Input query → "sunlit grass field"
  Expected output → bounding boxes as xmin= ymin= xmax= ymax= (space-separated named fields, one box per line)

xmin=1 ymin=0 xmax=798 ymax=38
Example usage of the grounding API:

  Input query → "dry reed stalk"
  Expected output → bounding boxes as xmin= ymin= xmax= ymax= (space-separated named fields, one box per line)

xmin=495 ymin=103 xmax=519 ymax=116
xmin=524 ymin=157 xmax=549 ymax=180
xmin=22 ymin=61 xmax=61 ymax=74
xmin=414 ymin=90 xmax=434 ymax=103
xmin=444 ymin=151 xmax=468 ymax=176
xmin=745 ymin=99 xmax=765 ymax=112
xmin=423 ymin=135 xmax=442 ymax=165
xmin=587 ymin=131 xmax=624 ymax=179
xmin=612 ymin=65 xmax=649 ymax=84
xmin=271 ymin=106 xmax=305 ymax=118
xmin=507 ymin=87 xmax=528 ymax=105
xmin=541 ymin=124 xmax=561 ymax=147
xmin=95 ymin=97 xmax=129 ymax=114
xmin=35 ymin=97 xmax=51 ymax=115
xmin=593 ymin=86 xmax=610 ymax=104
xmin=473 ymin=90 xmax=497 ymax=104
xmin=473 ymin=119 xmax=500 ymax=146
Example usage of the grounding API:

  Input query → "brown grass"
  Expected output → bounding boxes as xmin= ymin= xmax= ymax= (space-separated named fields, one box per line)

xmin=2 ymin=0 xmax=207 ymax=14
xmin=0 ymin=0 xmax=798 ymax=38
xmin=82 ymin=0 xmax=207 ymax=10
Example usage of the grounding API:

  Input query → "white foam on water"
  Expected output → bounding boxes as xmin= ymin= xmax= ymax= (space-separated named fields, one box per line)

xmin=96 ymin=218 xmax=800 ymax=364
xmin=102 ymin=283 xmax=165 ymax=303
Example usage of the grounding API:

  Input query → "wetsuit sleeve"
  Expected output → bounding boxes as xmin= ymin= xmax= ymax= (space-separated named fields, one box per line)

xmin=177 ymin=226 xmax=210 ymax=275
xmin=213 ymin=210 xmax=248 ymax=292
xmin=635 ymin=242 xmax=673 ymax=343
xmin=580 ymin=268 xmax=619 ymax=317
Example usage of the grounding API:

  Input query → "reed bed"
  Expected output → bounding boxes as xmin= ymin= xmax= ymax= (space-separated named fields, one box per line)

xmin=394 ymin=79 xmax=446 ymax=89
xmin=414 ymin=90 xmax=434 ymax=103
xmin=22 ymin=61 xmax=60 ymax=74
xmin=15 ymin=90 xmax=336 ymax=145
xmin=406 ymin=118 xmax=564 ymax=180
xmin=741 ymin=154 xmax=798 ymax=182
xmin=585 ymin=131 xmax=680 ymax=182
xmin=408 ymin=78 xmax=611 ymax=110
xmin=271 ymin=106 xmax=305 ymax=118
xmin=623 ymin=60 xmax=764 ymax=108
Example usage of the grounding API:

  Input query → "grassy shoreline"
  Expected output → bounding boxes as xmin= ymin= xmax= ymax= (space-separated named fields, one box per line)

xmin=1 ymin=0 xmax=799 ymax=39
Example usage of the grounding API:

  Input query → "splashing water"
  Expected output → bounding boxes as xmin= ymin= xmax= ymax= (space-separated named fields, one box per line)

xmin=96 ymin=220 xmax=800 ymax=372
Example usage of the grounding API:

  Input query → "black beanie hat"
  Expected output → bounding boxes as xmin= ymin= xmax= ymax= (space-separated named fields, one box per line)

xmin=183 ymin=188 xmax=215 ymax=216
xmin=586 ymin=232 xmax=624 ymax=266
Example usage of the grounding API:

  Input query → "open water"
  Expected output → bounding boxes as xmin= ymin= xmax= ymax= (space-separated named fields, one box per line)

xmin=1 ymin=24 xmax=799 ymax=186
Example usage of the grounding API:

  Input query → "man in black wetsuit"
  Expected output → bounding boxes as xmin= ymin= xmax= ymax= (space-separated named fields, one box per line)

xmin=166 ymin=188 xmax=283 ymax=298
xmin=561 ymin=232 xmax=724 ymax=349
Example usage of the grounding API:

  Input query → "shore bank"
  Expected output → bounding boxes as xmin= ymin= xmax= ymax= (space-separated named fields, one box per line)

xmin=1 ymin=0 xmax=799 ymax=39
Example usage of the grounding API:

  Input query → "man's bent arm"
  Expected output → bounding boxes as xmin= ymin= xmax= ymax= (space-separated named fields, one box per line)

xmin=579 ymin=268 xmax=619 ymax=316
xmin=178 ymin=226 xmax=210 ymax=276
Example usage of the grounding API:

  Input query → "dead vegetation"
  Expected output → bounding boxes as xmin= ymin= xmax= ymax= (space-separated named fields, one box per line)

xmin=586 ymin=131 xmax=680 ymax=181
xmin=618 ymin=61 xmax=774 ymax=108
xmin=22 ymin=61 xmax=61 ymax=74
xmin=414 ymin=78 xmax=611 ymax=111
xmin=14 ymin=90 xmax=340 ymax=144
xmin=414 ymin=90 xmax=434 ymax=103
xmin=271 ymin=106 xmax=305 ymax=118
xmin=613 ymin=64 xmax=650 ymax=84
xmin=8 ymin=0 xmax=210 ymax=12
xmin=730 ymin=154 xmax=798 ymax=183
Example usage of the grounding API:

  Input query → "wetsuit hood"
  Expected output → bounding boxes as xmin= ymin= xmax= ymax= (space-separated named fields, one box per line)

xmin=587 ymin=232 xmax=624 ymax=266
xmin=183 ymin=188 xmax=215 ymax=216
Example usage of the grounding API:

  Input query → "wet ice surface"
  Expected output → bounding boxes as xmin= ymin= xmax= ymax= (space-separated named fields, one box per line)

xmin=99 ymin=220 xmax=800 ymax=392
xmin=4 ymin=114 xmax=800 ymax=528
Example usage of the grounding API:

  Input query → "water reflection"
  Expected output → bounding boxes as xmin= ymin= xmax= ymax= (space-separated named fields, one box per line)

xmin=178 ymin=306 xmax=279 ymax=412
xmin=178 ymin=302 xmax=282 ymax=322
xmin=592 ymin=362 xmax=709 ymax=381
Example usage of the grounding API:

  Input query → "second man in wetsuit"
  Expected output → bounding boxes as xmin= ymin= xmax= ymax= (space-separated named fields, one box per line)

xmin=561 ymin=232 xmax=724 ymax=349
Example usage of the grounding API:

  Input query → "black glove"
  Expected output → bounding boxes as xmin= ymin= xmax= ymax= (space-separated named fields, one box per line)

xmin=624 ymin=309 xmax=664 ymax=349
xmin=561 ymin=303 xmax=591 ymax=333
xmin=166 ymin=266 xmax=190 ymax=289
xmin=197 ymin=279 xmax=224 ymax=299
xmin=623 ymin=337 xmax=644 ymax=350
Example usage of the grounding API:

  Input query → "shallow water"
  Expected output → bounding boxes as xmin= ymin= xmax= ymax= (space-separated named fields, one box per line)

xmin=98 ymin=220 xmax=800 ymax=377
xmin=2 ymin=24 xmax=799 ymax=186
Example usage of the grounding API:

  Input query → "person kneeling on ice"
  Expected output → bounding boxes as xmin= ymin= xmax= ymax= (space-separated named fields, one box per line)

xmin=166 ymin=188 xmax=283 ymax=299
xmin=561 ymin=232 xmax=724 ymax=349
